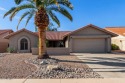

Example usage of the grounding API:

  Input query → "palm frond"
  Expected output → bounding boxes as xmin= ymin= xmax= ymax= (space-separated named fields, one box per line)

xmin=14 ymin=0 xmax=23 ymax=5
xmin=14 ymin=0 xmax=32 ymax=5
xmin=3 ymin=7 xmax=16 ymax=18
xmin=58 ymin=7 xmax=73 ymax=21
xmin=25 ymin=10 xmax=35 ymax=27
xmin=9 ymin=4 xmax=35 ymax=21
xmin=33 ymin=0 xmax=43 ymax=8
xmin=48 ymin=11 xmax=60 ymax=27
xmin=17 ymin=11 xmax=31 ymax=30
xmin=57 ymin=0 xmax=73 ymax=10
xmin=47 ymin=0 xmax=73 ymax=10
xmin=47 ymin=6 xmax=73 ymax=21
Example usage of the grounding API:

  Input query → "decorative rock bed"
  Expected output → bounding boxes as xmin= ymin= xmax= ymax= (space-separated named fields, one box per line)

xmin=27 ymin=58 xmax=103 ymax=79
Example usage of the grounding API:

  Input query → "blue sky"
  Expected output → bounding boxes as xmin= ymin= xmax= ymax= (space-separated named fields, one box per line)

xmin=1 ymin=0 xmax=125 ymax=32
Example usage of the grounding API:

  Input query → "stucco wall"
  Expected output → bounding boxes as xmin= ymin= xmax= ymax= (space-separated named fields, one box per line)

xmin=111 ymin=35 xmax=125 ymax=50
xmin=65 ymin=36 xmax=69 ymax=48
xmin=32 ymin=48 xmax=70 ymax=55
xmin=47 ymin=48 xmax=70 ymax=55
xmin=107 ymin=37 xmax=111 ymax=52
xmin=9 ymin=31 xmax=38 ymax=52
xmin=0 ymin=32 xmax=10 ymax=53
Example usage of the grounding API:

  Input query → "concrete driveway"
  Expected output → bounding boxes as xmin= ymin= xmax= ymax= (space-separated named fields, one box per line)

xmin=73 ymin=53 xmax=125 ymax=78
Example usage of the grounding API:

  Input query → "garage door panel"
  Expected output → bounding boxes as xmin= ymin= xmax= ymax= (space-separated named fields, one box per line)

xmin=72 ymin=38 xmax=105 ymax=53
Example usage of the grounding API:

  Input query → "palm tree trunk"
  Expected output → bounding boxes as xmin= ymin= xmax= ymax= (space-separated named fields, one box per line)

xmin=38 ymin=27 xmax=49 ymax=59
xmin=35 ymin=7 xmax=49 ymax=59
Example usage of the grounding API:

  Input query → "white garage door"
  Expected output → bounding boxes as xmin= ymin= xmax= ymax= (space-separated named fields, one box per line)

xmin=72 ymin=38 xmax=106 ymax=53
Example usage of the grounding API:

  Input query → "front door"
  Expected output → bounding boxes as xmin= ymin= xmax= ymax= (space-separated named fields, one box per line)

xmin=20 ymin=38 xmax=28 ymax=51
xmin=18 ymin=37 xmax=30 ymax=53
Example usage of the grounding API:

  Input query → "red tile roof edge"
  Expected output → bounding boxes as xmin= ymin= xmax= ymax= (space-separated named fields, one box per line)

xmin=105 ymin=27 xmax=125 ymax=36
xmin=0 ymin=29 xmax=13 ymax=35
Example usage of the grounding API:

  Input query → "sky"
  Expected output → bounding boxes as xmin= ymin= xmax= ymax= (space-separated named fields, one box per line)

xmin=1 ymin=0 xmax=125 ymax=32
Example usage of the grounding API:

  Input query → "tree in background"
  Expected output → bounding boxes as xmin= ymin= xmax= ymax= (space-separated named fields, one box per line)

xmin=47 ymin=22 xmax=58 ymax=31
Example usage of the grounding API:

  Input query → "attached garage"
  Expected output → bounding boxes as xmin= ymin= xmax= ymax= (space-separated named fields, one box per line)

xmin=65 ymin=24 xmax=118 ymax=53
xmin=72 ymin=38 xmax=106 ymax=53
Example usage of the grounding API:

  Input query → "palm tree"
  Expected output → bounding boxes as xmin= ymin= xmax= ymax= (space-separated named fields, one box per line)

xmin=35 ymin=22 xmax=58 ymax=31
xmin=4 ymin=0 xmax=73 ymax=59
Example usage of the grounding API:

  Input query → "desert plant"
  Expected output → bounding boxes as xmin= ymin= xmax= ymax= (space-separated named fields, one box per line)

xmin=7 ymin=47 xmax=15 ymax=53
xmin=111 ymin=44 xmax=120 ymax=50
xmin=4 ymin=0 xmax=73 ymax=59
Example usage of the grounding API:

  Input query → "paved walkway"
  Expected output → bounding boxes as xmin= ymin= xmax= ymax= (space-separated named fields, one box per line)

xmin=73 ymin=53 xmax=125 ymax=78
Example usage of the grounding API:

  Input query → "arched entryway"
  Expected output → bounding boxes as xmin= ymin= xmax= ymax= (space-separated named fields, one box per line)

xmin=18 ymin=36 xmax=30 ymax=53
xmin=20 ymin=38 xmax=28 ymax=50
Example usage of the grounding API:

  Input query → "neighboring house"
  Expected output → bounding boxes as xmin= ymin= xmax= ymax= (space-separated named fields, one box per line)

xmin=105 ymin=27 xmax=125 ymax=51
xmin=0 ymin=29 xmax=13 ymax=53
xmin=4 ymin=24 xmax=117 ymax=54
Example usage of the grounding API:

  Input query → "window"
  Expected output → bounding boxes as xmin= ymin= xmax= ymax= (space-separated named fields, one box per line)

xmin=20 ymin=38 xmax=28 ymax=50
xmin=47 ymin=41 xmax=65 ymax=47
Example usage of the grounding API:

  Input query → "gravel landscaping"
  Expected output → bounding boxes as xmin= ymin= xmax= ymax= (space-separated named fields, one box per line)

xmin=28 ymin=55 xmax=103 ymax=79
xmin=0 ymin=54 xmax=102 ymax=79
xmin=0 ymin=53 xmax=8 ymax=57
xmin=0 ymin=53 xmax=36 ymax=79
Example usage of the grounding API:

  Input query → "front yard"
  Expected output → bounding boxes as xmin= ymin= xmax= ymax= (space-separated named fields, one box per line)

xmin=0 ymin=53 xmax=102 ymax=79
xmin=0 ymin=53 xmax=36 ymax=79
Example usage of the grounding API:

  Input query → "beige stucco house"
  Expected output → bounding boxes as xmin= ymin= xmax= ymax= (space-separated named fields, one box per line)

xmin=105 ymin=27 xmax=125 ymax=51
xmin=4 ymin=24 xmax=117 ymax=55
xmin=0 ymin=29 xmax=13 ymax=53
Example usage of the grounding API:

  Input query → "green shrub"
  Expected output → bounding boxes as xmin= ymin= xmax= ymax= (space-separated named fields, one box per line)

xmin=7 ymin=47 xmax=15 ymax=53
xmin=111 ymin=44 xmax=119 ymax=50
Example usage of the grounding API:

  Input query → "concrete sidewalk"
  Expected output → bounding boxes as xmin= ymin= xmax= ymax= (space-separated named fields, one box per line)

xmin=1 ymin=79 xmax=125 ymax=83
xmin=74 ymin=53 xmax=125 ymax=78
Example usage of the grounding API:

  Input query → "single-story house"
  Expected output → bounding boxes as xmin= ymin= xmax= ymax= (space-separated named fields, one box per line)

xmin=0 ymin=29 xmax=13 ymax=53
xmin=4 ymin=24 xmax=117 ymax=55
xmin=105 ymin=27 xmax=125 ymax=51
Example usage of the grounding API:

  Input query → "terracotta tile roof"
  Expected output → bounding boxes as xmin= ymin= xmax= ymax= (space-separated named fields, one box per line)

xmin=0 ymin=29 xmax=13 ymax=35
xmin=4 ymin=28 xmax=71 ymax=40
xmin=105 ymin=27 xmax=125 ymax=36
xmin=4 ymin=28 xmax=38 ymax=39
xmin=35 ymin=31 xmax=71 ymax=40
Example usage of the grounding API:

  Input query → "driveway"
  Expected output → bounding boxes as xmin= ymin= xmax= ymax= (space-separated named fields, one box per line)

xmin=73 ymin=53 xmax=125 ymax=78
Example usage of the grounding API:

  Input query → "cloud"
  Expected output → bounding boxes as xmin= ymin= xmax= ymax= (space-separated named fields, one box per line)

xmin=0 ymin=7 xmax=7 ymax=11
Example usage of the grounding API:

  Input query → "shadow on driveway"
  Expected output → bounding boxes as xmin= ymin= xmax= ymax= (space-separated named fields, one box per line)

xmin=76 ymin=55 xmax=125 ymax=73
